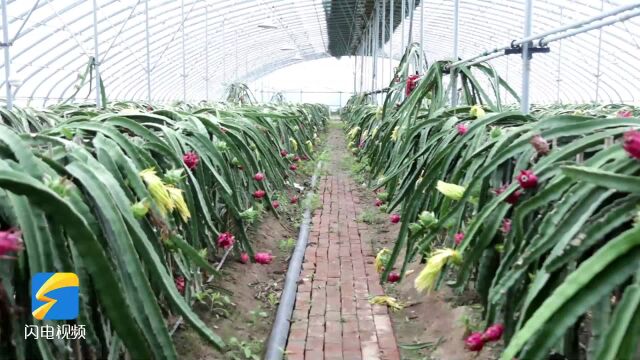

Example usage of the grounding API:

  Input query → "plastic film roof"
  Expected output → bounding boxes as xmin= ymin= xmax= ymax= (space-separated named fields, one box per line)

xmin=0 ymin=0 xmax=639 ymax=106
xmin=388 ymin=0 xmax=640 ymax=103
xmin=1 ymin=0 xmax=346 ymax=106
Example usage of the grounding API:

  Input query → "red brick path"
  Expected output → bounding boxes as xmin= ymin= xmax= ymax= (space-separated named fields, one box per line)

xmin=285 ymin=174 xmax=400 ymax=360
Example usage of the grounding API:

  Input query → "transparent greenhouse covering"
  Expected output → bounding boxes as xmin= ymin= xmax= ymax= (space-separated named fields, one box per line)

xmin=0 ymin=0 xmax=639 ymax=107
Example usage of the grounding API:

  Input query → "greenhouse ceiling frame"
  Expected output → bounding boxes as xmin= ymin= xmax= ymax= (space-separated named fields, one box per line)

xmin=1 ymin=0 xmax=640 ymax=107
xmin=354 ymin=0 xmax=640 ymax=110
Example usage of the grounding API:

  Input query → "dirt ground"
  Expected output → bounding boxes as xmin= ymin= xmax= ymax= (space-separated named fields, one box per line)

xmin=340 ymin=129 xmax=500 ymax=359
xmin=174 ymin=210 xmax=297 ymax=359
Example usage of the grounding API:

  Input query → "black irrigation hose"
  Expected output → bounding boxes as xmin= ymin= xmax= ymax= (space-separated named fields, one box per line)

xmin=264 ymin=160 xmax=323 ymax=360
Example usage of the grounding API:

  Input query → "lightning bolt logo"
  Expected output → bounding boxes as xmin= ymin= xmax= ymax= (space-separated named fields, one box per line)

xmin=32 ymin=273 xmax=79 ymax=320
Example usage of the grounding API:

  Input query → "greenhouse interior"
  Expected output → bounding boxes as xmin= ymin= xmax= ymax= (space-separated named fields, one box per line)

xmin=1 ymin=0 xmax=640 ymax=359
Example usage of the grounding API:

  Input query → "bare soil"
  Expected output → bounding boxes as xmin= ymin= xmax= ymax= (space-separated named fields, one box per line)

xmin=174 ymin=210 xmax=299 ymax=359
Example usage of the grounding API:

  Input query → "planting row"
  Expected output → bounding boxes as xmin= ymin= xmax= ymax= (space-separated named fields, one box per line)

xmin=343 ymin=44 xmax=640 ymax=360
xmin=0 ymin=101 xmax=328 ymax=359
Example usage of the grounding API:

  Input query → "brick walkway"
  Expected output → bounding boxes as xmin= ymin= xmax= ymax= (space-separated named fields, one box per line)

xmin=285 ymin=173 xmax=400 ymax=360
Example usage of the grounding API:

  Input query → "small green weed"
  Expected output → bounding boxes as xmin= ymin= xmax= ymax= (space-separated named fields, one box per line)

xmin=225 ymin=337 xmax=262 ymax=360
xmin=279 ymin=237 xmax=296 ymax=252
xmin=357 ymin=209 xmax=377 ymax=224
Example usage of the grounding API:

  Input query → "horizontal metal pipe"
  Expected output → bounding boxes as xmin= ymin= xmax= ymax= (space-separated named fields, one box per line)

xmin=450 ymin=2 xmax=640 ymax=68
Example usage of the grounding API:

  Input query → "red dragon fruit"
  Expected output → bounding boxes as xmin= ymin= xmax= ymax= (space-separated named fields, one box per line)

xmin=456 ymin=123 xmax=468 ymax=135
xmin=254 ymin=252 xmax=273 ymax=265
xmin=183 ymin=151 xmax=199 ymax=170
xmin=253 ymin=189 xmax=266 ymax=199
xmin=0 ymin=229 xmax=23 ymax=257
xmin=272 ymin=200 xmax=280 ymax=209
xmin=617 ymin=110 xmax=633 ymax=118
xmin=454 ymin=232 xmax=465 ymax=245
xmin=217 ymin=232 xmax=235 ymax=249
xmin=465 ymin=332 xmax=485 ymax=352
xmin=405 ymin=74 xmax=420 ymax=96
xmin=280 ymin=149 xmax=288 ymax=157
xmin=175 ymin=276 xmax=186 ymax=295
xmin=494 ymin=185 xmax=522 ymax=204
xmin=623 ymin=129 xmax=640 ymax=159
xmin=293 ymin=155 xmax=301 ymax=162
xmin=390 ymin=214 xmax=401 ymax=224
xmin=289 ymin=164 xmax=298 ymax=171
xmin=240 ymin=252 xmax=250 ymax=264
xmin=290 ymin=196 xmax=299 ymax=204
xmin=501 ymin=218 xmax=512 ymax=235
xmin=517 ymin=170 xmax=538 ymax=189
xmin=387 ymin=271 xmax=401 ymax=283
xmin=482 ymin=323 xmax=504 ymax=342
xmin=253 ymin=172 xmax=265 ymax=181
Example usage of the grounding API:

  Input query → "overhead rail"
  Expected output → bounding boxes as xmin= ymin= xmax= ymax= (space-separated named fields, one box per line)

xmin=449 ymin=2 xmax=640 ymax=69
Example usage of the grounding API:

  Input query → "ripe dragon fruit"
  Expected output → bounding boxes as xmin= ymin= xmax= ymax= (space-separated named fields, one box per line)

xmin=290 ymin=196 xmax=299 ymax=204
xmin=254 ymin=252 xmax=273 ymax=265
xmin=0 ymin=229 xmax=23 ymax=257
xmin=517 ymin=170 xmax=538 ymax=189
xmin=623 ymin=129 xmax=640 ymax=159
xmin=501 ymin=218 xmax=512 ymax=235
xmin=183 ymin=151 xmax=199 ymax=170
xmin=374 ymin=199 xmax=384 ymax=207
xmin=253 ymin=189 xmax=266 ymax=199
xmin=280 ymin=149 xmax=288 ymax=157
xmin=387 ymin=271 xmax=401 ymax=283
xmin=253 ymin=172 xmax=265 ymax=181
xmin=272 ymin=200 xmax=280 ymax=209
xmin=217 ymin=232 xmax=235 ymax=249
xmin=390 ymin=214 xmax=401 ymax=224
xmin=456 ymin=123 xmax=469 ymax=135
xmin=405 ymin=74 xmax=420 ymax=96
xmin=494 ymin=185 xmax=522 ymax=204
xmin=482 ymin=323 xmax=504 ymax=342
xmin=454 ymin=233 xmax=465 ymax=245
xmin=617 ymin=109 xmax=633 ymax=118
xmin=289 ymin=164 xmax=298 ymax=171
xmin=465 ymin=332 xmax=485 ymax=351
xmin=240 ymin=252 xmax=250 ymax=264
xmin=175 ymin=276 xmax=186 ymax=295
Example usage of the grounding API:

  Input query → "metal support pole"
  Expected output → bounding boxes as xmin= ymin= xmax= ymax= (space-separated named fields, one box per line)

xmin=408 ymin=0 xmax=414 ymax=46
xmin=521 ymin=0 xmax=533 ymax=114
xmin=419 ymin=0 xmax=424 ymax=72
xmin=390 ymin=0 xmax=394 ymax=79
xmin=594 ymin=0 xmax=604 ymax=102
xmin=181 ymin=0 xmax=186 ymax=102
xmin=401 ymin=0 xmax=405 ymax=56
xmin=381 ymin=0 xmax=385 ymax=90
xmin=145 ymin=0 xmax=151 ymax=102
xmin=1 ymin=0 xmax=12 ymax=110
xmin=360 ymin=40 xmax=365 ymax=92
xmin=92 ymin=0 xmax=102 ymax=108
xmin=451 ymin=0 xmax=460 ymax=106
xmin=556 ymin=7 xmax=563 ymax=103
xmin=205 ymin=5 xmax=209 ymax=102
xmin=222 ymin=19 xmax=226 ymax=83
xmin=372 ymin=2 xmax=379 ymax=101
xmin=353 ymin=53 xmax=357 ymax=94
